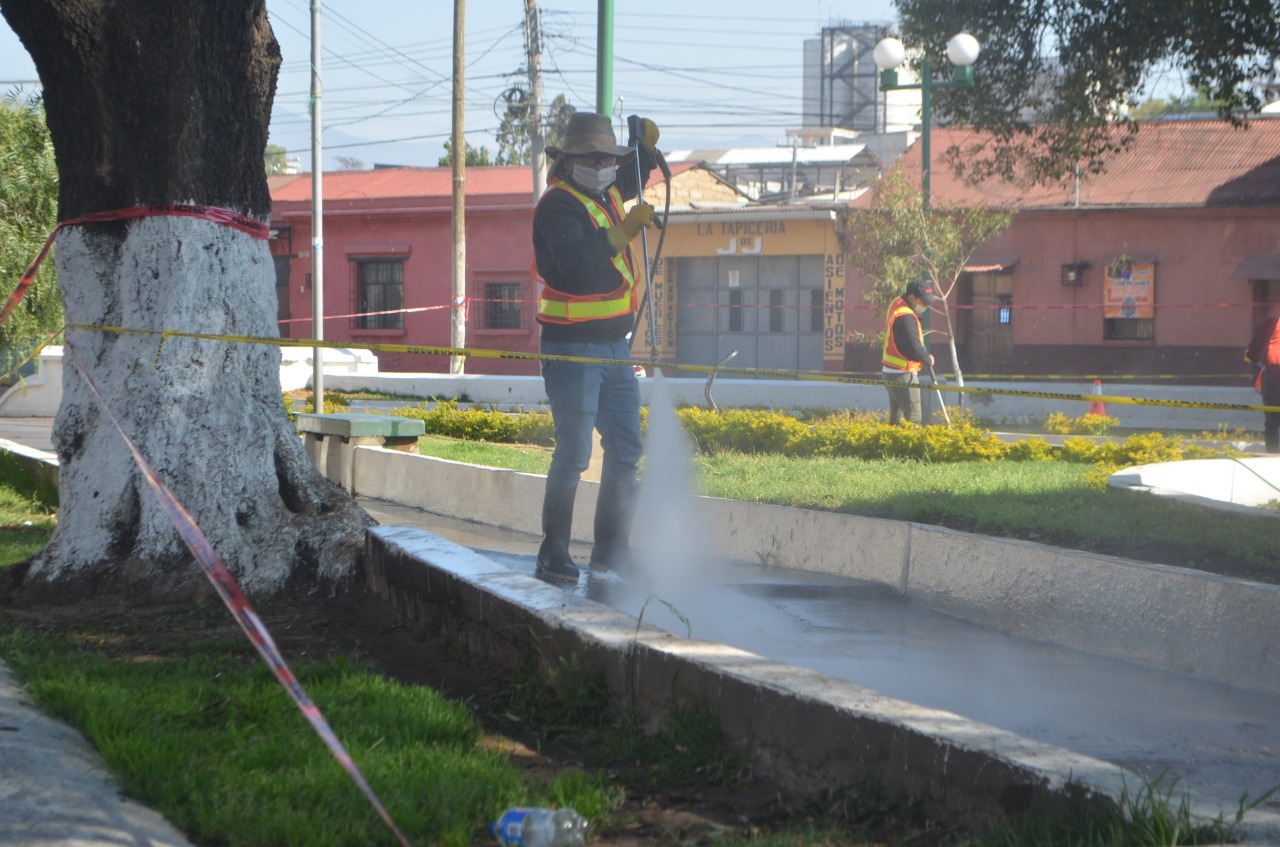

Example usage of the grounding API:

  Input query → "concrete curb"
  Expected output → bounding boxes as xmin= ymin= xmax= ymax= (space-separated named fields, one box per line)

xmin=349 ymin=446 xmax=1280 ymax=697
xmin=365 ymin=525 xmax=1132 ymax=827
xmin=365 ymin=525 xmax=1280 ymax=841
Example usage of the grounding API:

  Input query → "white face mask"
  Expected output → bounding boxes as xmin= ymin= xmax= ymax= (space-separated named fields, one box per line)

xmin=571 ymin=162 xmax=616 ymax=194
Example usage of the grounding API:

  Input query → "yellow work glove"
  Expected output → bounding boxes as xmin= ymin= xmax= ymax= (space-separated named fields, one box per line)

xmin=639 ymin=118 xmax=660 ymax=151
xmin=605 ymin=203 xmax=655 ymax=253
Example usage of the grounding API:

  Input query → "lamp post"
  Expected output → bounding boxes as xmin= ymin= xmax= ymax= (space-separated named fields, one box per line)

xmin=873 ymin=32 xmax=980 ymax=217
xmin=874 ymin=33 xmax=979 ymax=421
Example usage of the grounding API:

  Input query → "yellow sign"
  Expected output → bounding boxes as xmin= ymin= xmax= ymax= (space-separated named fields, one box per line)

xmin=632 ymin=256 xmax=677 ymax=359
xmin=823 ymin=253 xmax=846 ymax=365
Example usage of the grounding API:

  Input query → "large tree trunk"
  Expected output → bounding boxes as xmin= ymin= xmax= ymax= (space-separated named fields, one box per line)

xmin=0 ymin=0 xmax=372 ymax=597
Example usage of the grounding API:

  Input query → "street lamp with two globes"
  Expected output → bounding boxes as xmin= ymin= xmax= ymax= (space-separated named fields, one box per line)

xmin=873 ymin=32 xmax=980 ymax=216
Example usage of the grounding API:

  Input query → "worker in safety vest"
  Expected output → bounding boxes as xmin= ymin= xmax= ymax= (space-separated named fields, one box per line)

xmin=530 ymin=111 xmax=660 ymax=582
xmin=1245 ymin=308 xmax=1280 ymax=453
xmin=881 ymin=280 xmax=938 ymax=425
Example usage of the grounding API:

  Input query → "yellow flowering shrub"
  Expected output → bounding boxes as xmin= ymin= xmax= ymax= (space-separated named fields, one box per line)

xmin=1044 ymin=411 xmax=1119 ymax=435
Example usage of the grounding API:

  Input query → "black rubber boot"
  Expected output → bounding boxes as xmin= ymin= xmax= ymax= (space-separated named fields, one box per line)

xmin=589 ymin=478 xmax=639 ymax=573
xmin=536 ymin=486 xmax=580 ymax=582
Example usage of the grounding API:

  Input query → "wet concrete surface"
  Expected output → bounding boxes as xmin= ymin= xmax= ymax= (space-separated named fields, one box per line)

xmin=360 ymin=499 xmax=1280 ymax=823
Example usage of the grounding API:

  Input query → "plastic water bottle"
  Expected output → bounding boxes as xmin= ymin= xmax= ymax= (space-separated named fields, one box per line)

xmin=489 ymin=807 xmax=588 ymax=847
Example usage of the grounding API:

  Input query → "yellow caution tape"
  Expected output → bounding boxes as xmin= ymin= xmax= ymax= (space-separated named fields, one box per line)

xmin=65 ymin=324 xmax=1280 ymax=416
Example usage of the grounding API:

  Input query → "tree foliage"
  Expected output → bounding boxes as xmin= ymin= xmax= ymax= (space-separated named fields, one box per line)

xmin=896 ymin=0 xmax=1280 ymax=183
xmin=0 ymin=93 xmax=60 ymax=378
xmin=1130 ymin=90 xmax=1223 ymax=121
xmin=837 ymin=167 xmax=1012 ymax=385
xmin=495 ymin=93 xmax=576 ymax=165
xmin=437 ymin=139 xmax=493 ymax=167
xmin=264 ymin=143 xmax=291 ymax=174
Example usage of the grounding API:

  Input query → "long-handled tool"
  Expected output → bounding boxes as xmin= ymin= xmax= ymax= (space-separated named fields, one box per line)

xmin=926 ymin=361 xmax=951 ymax=428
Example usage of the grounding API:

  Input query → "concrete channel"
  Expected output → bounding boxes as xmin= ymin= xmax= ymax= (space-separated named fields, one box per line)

xmin=345 ymin=441 xmax=1280 ymax=842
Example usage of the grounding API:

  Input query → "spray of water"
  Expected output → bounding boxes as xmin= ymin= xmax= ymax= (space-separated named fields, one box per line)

xmin=578 ymin=371 xmax=724 ymax=633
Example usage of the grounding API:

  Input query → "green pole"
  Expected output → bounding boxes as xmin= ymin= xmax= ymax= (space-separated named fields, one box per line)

xmin=919 ymin=56 xmax=932 ymax=341
xmin=596 ymin=0 xmax=614 ymax=116
xmin=920 ymin=57 xmax=931 ymax=219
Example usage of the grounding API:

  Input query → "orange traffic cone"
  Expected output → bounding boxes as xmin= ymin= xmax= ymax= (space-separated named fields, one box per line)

xmin=1088 ymin=379 xmax=1106 ymax=416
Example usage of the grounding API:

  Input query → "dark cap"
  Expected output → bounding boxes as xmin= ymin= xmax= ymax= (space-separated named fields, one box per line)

xmin=904 ymin=280 xmax=939 ymax=304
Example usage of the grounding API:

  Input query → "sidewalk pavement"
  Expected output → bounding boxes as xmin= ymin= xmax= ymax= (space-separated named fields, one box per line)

xmin=0 ymin=663 xmax=195 ymax=847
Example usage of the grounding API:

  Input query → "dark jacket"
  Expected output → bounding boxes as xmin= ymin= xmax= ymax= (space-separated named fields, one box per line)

xmin=532 ymin=148 xmax=657 ymax=342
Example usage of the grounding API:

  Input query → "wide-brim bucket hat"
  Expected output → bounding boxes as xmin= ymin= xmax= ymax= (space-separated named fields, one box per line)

xmin=545 ymin=111 xmax=631 ymax=159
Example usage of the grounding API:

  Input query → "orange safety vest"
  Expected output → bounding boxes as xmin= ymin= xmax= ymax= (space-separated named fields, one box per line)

xmin=532 ymin=178 xmax=638 ymax=325
xmin=1247 ymin=313 xmax=1280 ymax=392
xmin=881 ymin=296 xmax=924 ymax=372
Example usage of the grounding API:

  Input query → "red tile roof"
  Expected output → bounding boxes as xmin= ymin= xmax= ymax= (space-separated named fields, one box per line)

xmin=270 ymin=161 xmax=691 ymax=205
xmin=880 ymin=119 xmax=1280 ymax=210
xmin=271 ymin=165 xmax=536 ymax=203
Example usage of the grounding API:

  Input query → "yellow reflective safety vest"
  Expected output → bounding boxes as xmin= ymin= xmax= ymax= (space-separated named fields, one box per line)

xmin=881 ymin=296 xmax=924 ymax=372
xmin=533 ymin=178 xmax=638 ymax=325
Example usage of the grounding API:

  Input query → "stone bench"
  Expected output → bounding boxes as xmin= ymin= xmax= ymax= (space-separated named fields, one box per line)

xmin=295 ymin=413 xmax=425 ymax=493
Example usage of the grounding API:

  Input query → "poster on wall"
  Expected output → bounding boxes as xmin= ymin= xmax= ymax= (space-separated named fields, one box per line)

xmin=1103 ymin=259 xmax=1155 ymax=319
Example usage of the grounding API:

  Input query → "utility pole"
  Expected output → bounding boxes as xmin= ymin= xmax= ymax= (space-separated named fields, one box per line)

xmin=525 ymin=0 xmax=546 ymax=199
xmin=596 ymin=0 xmax=614 ymax=116
xmin=310 ymin=0 xmax=324 ymax=409
xmin=450 ymin=0 xmax=467 ymax=374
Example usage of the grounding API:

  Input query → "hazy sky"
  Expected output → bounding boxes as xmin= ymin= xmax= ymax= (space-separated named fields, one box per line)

xmin=0 ymin=1 xmax=900 ymax=169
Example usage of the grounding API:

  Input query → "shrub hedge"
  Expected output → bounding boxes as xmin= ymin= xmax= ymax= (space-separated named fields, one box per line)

xmin=376 ymin=402 xmax=1235 ymax=472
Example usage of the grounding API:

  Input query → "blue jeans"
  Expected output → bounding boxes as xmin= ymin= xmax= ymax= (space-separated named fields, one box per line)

xmin=541 ymin=338 xmax=643 ymax=499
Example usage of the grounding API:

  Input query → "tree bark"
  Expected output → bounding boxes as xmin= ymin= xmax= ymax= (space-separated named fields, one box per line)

xmin=0 ymin=0 xmax=372 ymax=598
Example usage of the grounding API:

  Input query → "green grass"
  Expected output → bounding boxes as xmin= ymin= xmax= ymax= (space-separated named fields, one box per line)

xmin=418 ymin=434 xmax=554 ymax=475
xmin=0 ymin=468 xmax=618 ymax=847
xmin=0 ymin=455 xmax=55 ymax=565
xmin=0 ymin=615 xmax=619 ymax=847
xmin=413 ymin=436 xmax=1280 ymax=581
xmin=966 ymin=776 xmax=1252 ymax=847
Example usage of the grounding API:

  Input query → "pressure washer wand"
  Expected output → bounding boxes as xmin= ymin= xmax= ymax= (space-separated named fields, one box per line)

xmin=627 ymin=115 xmax=660 ymax=363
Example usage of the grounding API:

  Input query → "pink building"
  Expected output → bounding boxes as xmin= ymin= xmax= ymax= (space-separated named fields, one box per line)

xmin=844 ymin=119 xmax=1280 ymax=383
xmin=269 ymin=166 xmax=541 ymax=375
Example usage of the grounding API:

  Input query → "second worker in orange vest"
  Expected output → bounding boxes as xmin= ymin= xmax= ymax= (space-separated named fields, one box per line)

xmin=530 ymin=112 xmax=660 ymax=582
xmin=881 ymin=280 xmax=938 ymax=425
xmin=1245 ymin=308 xmax=1280 ymax=453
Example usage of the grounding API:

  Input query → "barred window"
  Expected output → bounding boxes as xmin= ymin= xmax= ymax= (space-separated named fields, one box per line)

xmin=998 ymin=293 xmax=1013 ymax=326
xmin=769 ymin=289 xmax=785 ymax=333
xmin=810 ymin=288 xmax=824 ymax=333
xmin=728 ymin=289 xmax=743 ymax=332
xmin=484 ymin=281 xmax=523 ymax=330
xmin=1103 ymin=318 xmax=1154 ymax=341
xmin=356 ymin=260 xmax=403 ymax=329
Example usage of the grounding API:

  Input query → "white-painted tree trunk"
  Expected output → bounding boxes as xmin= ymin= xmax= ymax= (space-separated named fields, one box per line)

xmin=34 ymin=215 xmax=369 ymax=595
